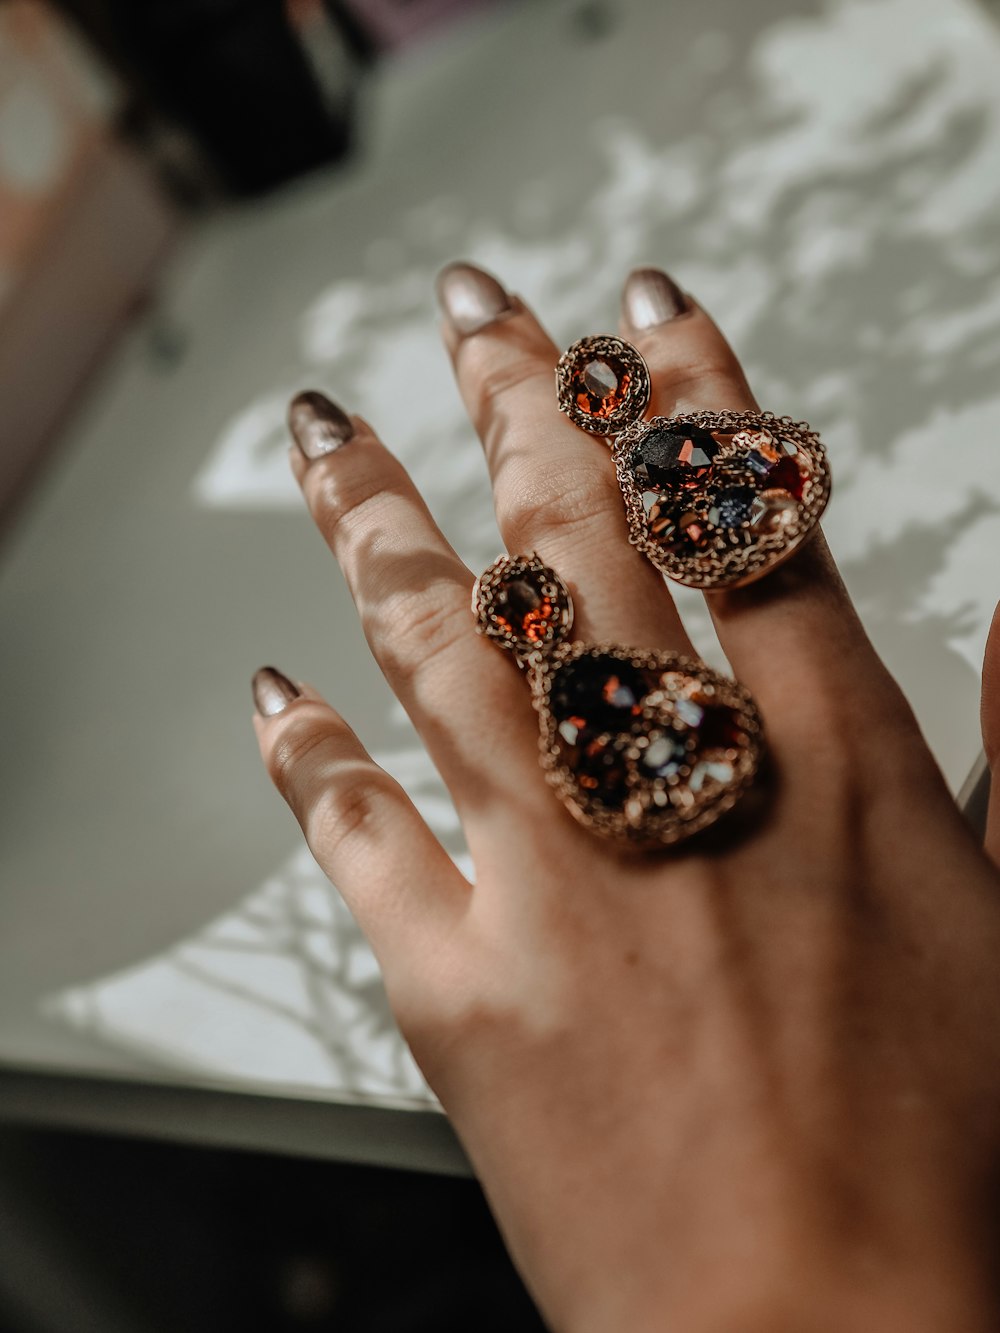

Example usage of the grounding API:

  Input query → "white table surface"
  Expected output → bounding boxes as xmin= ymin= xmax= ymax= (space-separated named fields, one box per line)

xmin=2 ymin=0 xmax=999 ymax=1174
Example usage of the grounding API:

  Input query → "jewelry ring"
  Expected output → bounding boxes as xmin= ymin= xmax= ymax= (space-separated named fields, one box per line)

xmin=556 ymin=336 xmax=831 ymax=590
xmin=473 ymin=553 xmax=764 ymax=846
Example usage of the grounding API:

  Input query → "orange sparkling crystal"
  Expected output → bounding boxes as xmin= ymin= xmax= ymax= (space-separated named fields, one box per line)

xmin=494 ymin=575 xmax=558 ymax=643
xmin=572 ymin=356 xmax=632 ymax=419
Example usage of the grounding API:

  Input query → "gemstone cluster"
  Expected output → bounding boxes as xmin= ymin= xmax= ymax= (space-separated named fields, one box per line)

xmin=543 ymin=646 xmax=757 ymax=835
xmin=613 ymin=413 xmax=830 ymax=589
xmin=473 ymin=553 xmax=762 ymax=845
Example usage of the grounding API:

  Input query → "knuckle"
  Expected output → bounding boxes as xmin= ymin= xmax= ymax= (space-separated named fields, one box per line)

xmin=396 ymin=950 xmax=571 ymax=1083
xmin=304 ymin=769 xmax=400 ymax=859
xmin=373 ymin=586 xmax=470 ymax=682
xmin=503 ymin=462 xmax=622 ymax=544
xmin=266 ymin=712 xmax=403 ymax=856
xmin=305 ymin=458 xmax=398 ymax=543
xmin=780 ymin=679 xmax=867 ymax=759
xmin=378 ymin=926 xmax=477 ymax=1054
xmin=470 ymin=355 xmax=549 ymax=432
xmin=781 ymin=669 xmax=921 ymax=780
xmin=654 ymin=353 xmax=747 ymax=405
xmin=267 ymin=718 xmax=340 ymax=804
xmin=383 ymin=967 xmax=443 ymax=1051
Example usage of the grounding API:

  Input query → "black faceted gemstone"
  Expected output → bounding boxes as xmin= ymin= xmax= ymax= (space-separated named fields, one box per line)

xmin=629 ymin=424 xmax=719 ymax=492
xmin=549 ymin=653 xmax=656 ymax=734
xmin=647 ymin=500 xmax=716 ymax=557
xmin=554 ymin=725 xmax=629 ymax=809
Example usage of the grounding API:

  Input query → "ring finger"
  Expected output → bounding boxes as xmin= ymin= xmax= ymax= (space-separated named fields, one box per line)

xmin=617 ymin=267 xmax=903 ymax=725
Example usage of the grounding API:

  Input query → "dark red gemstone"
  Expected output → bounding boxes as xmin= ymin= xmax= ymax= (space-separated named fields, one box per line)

xmin=762 ymin=454 xmax=805 ymax=500
xmin=629 ymin=425 xmax=719 ymax=492
xmin=694 ymin=703 xmax=746 ymax=753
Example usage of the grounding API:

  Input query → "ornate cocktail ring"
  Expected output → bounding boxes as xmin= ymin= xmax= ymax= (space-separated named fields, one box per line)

xmin=555 ymin=335 xmax=831 ymax=590
xmin=473 ymin=553 xmax=764 ymax=846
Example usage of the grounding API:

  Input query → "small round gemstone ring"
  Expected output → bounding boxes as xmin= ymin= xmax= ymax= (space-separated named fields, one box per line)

xmin=555 ymin=334 xmax=651 ymax=437
xmin=473 ymin=554 xmax=764 ymax=847
xmin=555 ymin=336 xmax=831 ymax=590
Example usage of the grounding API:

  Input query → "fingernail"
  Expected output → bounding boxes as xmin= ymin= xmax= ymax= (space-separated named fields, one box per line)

xmin=435 ymin=261 xmax=512 ymax=335
xmin=288 ymin=390 xmax=355 ymax=460
xmin=252 ymin=666 xmax=301 ymax=717
xmin=621 ymin=267 xmax=689 ymax=331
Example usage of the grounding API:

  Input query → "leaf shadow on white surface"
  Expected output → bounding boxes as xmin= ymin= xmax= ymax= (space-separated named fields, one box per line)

xmin=45 ymin=0 xmax=1000 ymax=1094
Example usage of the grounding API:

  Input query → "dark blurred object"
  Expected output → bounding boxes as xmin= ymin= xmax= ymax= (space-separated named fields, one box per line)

xmin=332 ymin=0 xmax=505 ymax=53
xmin=569 ymin=0 xmax=619 ymax=42
xmin=52 ymin=0 xmax=360 ymax=196
xmin=0 ymin=1127 xmax=549 ymax=1333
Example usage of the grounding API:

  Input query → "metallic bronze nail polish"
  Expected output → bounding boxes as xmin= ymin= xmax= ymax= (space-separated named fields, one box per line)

xmin=435 ymin=261 xmax=513 ymax=335
xmin=252 ymin=666 xmax=301 ymax=717
xmin=621 ymin=268 xmax=689 ymax=331
xmin=288 ymin=390 xmax=355 ymax=460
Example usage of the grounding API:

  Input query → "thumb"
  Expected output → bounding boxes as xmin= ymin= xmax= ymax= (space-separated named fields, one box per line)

xmin=979 ymin=602 xmax=1000 ymax=866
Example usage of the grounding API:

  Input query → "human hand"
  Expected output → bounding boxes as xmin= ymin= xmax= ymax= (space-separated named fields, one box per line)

xmin=253 ymin=263 xmax=1000 ymax=1332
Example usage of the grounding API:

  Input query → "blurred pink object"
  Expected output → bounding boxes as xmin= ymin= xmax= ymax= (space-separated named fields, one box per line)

xmin=338 ymin=0 xmax=502 ymax=51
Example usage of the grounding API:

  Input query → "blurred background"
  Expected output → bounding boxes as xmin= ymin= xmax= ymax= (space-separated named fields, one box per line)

xmin=3 ymin=0 xmax=1000 ymax=1327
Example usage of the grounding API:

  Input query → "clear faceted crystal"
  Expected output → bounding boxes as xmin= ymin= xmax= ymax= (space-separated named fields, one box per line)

xmin=630 ymin=424 xmax=719 ymax=491
xmin=641 ymin=733 xmax=687 ymax=778
xmin=582 ymin=359 xmax=618 ymax=398
xmin=689 ymin=759 xmax=736 ymax=793
xmin=750 ymin=489 xmax=798 ymax=533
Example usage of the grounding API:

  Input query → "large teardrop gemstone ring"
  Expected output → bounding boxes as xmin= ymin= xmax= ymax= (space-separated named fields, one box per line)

xmin=614 ymin=410 xmax=832 ymax=589
xmin=555 ymin=335 xmax=831 ymax=590
xmin=472 ymin=554 xmax=764 ymax=847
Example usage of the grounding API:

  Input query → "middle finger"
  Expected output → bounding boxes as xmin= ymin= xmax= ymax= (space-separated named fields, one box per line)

xmin=436 ymin=261 xmax=696 ymax=657
xmin=287 ymin=391 xmax=540 ymax=828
